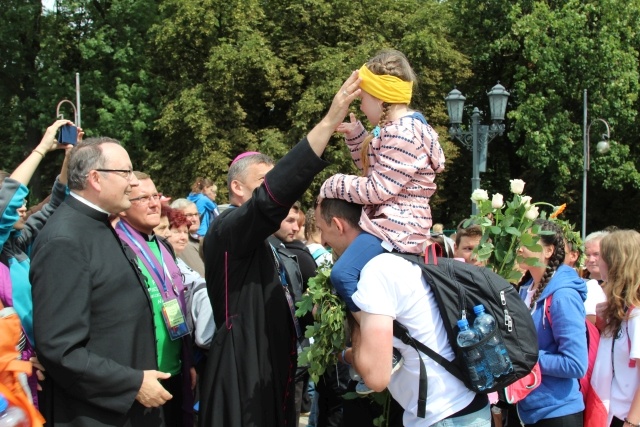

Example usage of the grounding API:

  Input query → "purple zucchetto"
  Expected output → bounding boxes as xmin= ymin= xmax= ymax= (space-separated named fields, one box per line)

xmin=231 ymin=151 xmax=261 ymax=165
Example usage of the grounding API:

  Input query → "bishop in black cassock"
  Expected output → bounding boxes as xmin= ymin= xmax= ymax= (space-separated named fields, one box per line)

xmin=199 ymin=70 xmax=362 ymax=427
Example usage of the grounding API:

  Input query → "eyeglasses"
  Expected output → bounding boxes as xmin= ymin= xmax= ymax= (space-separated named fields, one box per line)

xmin=183 ymin=212 xmax=199 ymax=218
xmin=95 ymin=169 xmax=134 ymax=181
xmin=130 ymin=193 xmax=161 ymax=204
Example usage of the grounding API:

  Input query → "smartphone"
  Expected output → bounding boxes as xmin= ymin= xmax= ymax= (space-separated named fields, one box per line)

xmin=59 ymin=124 xmax=78 ymax=145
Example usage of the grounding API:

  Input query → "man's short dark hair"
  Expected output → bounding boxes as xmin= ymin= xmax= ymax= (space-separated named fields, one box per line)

xmin=455 ymin=219 xmax=483 ymax=247
xmin=317 ymin=198 xmax=361 ymax=230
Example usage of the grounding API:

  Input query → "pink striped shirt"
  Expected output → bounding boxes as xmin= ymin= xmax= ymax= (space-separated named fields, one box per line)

xmin=320 ymin=115 xmax=445 ymax=253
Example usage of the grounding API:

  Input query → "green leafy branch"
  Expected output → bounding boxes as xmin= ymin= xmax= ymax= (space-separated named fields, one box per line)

xmin=295 ymin=264 xmax=347 ymax=383
xmin=296 ymin=265 xmax=393 ymax=427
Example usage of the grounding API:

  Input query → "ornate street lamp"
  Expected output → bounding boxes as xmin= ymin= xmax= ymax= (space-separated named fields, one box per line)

xmin=445 ymin=83 xmax=510 ymax=214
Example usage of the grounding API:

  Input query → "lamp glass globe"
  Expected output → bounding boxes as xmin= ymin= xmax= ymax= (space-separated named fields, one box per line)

xmin=596 ymin=140 xmax=610 ymax=154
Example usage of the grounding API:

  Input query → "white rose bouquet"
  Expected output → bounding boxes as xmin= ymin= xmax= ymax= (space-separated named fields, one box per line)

xmin=465 ymin=180 xmax=562 ymax=282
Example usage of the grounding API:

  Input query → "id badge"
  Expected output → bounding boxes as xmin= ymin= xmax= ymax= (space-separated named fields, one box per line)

xmin=161 ymin=299 xmax=190 ymax=340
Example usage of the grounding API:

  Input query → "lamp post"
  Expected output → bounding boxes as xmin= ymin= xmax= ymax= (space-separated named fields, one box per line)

xmin=55 ymin=73 xmax=82 ymax=127
xmin=582 ymin=89 xmax=611 ymax=240
xmin=445 ymin=83 xmax=510 ymax=214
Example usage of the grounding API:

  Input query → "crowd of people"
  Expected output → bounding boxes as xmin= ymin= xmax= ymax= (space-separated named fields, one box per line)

xmin=0 ymin=48 xmax=638 ymax=427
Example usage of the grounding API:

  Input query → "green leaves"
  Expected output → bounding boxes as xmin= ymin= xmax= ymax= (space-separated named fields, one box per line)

xmin=446 ymin=0 xmax=640 ymax=232
xmin=505 ymin=227 xmax=521 ymax=236
xmin=295 ymin=264 xmax=347 ymax=383
xmin=3 ymin=0 xmax=640 ymax=229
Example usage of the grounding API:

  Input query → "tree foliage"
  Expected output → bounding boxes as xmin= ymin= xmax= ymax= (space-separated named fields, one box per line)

xmin=1 ymin=0 xmax=639 ymax=232
xmin=147 ymin=0 xmax=468 ymax=209
xmin=449 ymin=0 xmax=640 ymax=230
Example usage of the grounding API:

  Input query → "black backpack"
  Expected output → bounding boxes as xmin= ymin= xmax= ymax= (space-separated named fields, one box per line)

xmin=391 ymin=251 xmax=538 ymax=418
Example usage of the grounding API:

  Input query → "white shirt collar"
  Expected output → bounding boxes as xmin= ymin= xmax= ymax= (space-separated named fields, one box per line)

xmin=69 ymin=191 xmax=110 ymax=215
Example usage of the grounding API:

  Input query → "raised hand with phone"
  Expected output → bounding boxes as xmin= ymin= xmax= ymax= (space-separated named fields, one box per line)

xmin=11 ymin=119 xmax=80 ymax=187
xmin=1 ymin=119 xmax=81 ymax=411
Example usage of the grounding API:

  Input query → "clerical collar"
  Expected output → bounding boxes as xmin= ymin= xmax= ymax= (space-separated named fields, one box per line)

xmin=117 ymin=219 xmax=154 ymax=241
xmin=69 ymin=192 xmax=110 ymax=214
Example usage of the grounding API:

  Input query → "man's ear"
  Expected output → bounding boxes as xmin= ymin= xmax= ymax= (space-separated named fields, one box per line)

xmin=87 ymin=170 xmax=102 ymax=192
xmin=230 ymin=179 xmax=243 ymax=200
xmin=332 ymin=217 xmax=346 ymax=234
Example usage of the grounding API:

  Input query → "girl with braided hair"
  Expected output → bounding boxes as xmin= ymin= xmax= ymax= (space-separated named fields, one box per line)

xmin=591 ymin=230 xmax=640 ymax=427
xmin=319 ymin=49 xmax=444 ymax=316
xmin=516 ymin=219 xmax=588 ymax=426
xmin=320 ymin=49 xmax=444 ymax=261
xmin=318 ymin=49 xmax=445 ymax=394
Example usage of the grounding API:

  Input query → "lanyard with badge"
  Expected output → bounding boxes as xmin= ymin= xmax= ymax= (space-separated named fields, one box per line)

xmin=118 ymin=222 xmax=190 ymax=340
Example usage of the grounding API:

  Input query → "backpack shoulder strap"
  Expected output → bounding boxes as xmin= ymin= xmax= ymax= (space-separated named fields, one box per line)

xmin=544 ymin=295 xmax=553 ymax=327
xmin=390 ymin=253 xmax=464 ymax=379
xmin=425 ymin=243 xmax=439 ymax=265
xmin=311 ymin=247 xmax=328 ymax=260
xmin=393 ymin=320 xmax=466 ymax=383
xmin=392 ymin=321 xmax=427 ymax=418
xmin=411 ymin=111 xmax=428 ymax=125
xmin=626 ymin=307 xmax=636 ymax=368
xmin=192 ymin=281 xmax=207 ymax=295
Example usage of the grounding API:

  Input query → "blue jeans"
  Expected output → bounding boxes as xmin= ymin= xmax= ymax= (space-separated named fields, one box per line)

xmin=307 ymin=380 xmax=318 ymax=427
xmin=430 ymin=403 xmax=491 ymax=427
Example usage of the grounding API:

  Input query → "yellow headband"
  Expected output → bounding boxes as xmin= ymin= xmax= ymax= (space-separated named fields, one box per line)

xmin=358 ymin=64 xmax=413 ymax=104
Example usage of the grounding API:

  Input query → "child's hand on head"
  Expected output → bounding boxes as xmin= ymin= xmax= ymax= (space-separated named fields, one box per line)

xmin=336 ymin=113 xmax=359 ymax=135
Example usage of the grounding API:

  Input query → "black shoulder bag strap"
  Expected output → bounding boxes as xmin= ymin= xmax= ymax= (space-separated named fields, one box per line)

xmin=392 ymin=321 xmax=427 ymax=418
xmin=392 ymin=321 xmax=468 ymax=419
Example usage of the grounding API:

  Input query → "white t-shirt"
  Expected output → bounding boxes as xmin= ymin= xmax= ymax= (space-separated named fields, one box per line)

xmin=352 ymin=253 xmax=475 ymax=426
xmin=524 ymin=286 xmax=536 ymax=309
xmin=609 ymin=307 xmax=640 ymax=421
xmin=583 ymin=279 xmax=607 ymax=316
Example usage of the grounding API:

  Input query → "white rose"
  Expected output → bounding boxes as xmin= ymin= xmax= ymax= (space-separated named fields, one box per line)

xmin=491 ymin=193 xmax=504 ymax=209
xmin=521 ymin=196 xmax=532 ymax=208
xmin=510 ymin=179 xmax=526 ymax=195
xmin=525 ymin=206 xmax=539 ymax=220
xmin=471 ymin=189 xmax=489 ymax=203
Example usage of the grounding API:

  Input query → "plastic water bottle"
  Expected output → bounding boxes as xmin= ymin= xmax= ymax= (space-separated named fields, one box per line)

xmin=473 ymin=304 xmax=513 ymax=378
xmin=0 ymin=394 xmax=29 ymax=427
xmin=456 ymin=318 xmax=494 ymax=391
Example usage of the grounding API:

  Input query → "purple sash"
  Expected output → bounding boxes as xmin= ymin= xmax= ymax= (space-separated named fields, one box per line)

xmin=115 ymin=220 xmax=187 ymax=313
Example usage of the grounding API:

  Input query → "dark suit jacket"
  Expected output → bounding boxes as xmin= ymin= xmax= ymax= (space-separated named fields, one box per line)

xmin=283 ymin=240 xmax=318 ymax=287
xmin=30 ymin=196 xmax=163 ymax=427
